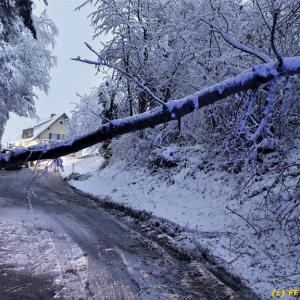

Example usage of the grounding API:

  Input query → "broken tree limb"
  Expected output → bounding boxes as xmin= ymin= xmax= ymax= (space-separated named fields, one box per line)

xmin=1 ymin=56 xmax=300 ymax=167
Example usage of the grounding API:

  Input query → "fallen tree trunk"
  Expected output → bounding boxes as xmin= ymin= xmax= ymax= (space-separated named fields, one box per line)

xmin=1 ymin=57 xmax=300 ymax=167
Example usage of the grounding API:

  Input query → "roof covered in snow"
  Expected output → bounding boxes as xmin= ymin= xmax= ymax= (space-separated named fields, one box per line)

xmin=22 ymin=113 xmax=69 ymax=141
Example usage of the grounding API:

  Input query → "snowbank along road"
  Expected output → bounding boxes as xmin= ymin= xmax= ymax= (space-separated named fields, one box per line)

xmin=0 ymin=169 xmax=259 ymax=299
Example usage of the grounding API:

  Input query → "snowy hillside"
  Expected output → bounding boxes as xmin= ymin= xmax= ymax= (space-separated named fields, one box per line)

xmin=62 ymin=144 xmax=300 ymax=298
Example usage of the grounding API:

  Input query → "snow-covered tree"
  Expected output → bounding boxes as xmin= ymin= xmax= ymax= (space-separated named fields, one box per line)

xmin=70 ymin=80 xmax=121 ymax=158
xmin=73 ymin=0 xmax=300 ymax=167
xmin=0 ymin=0 xmax=57 ymax=144
xmin=3 ymin=0 xmax=300 ymax=169
xmin=70 ymin=80 xmax=120 ymax=137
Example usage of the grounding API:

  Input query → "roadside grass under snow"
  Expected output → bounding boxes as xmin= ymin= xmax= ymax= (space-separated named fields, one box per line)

xmin=61 ymin=150 xmax=300 ymax=298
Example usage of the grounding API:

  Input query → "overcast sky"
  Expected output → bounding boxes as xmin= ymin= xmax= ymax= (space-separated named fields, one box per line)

xmin=3 ymin=0 xmax=104 ymax=145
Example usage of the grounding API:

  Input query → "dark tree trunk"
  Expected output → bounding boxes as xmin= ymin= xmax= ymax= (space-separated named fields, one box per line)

xmin=15 ymin=0 xmax=36 ymax=38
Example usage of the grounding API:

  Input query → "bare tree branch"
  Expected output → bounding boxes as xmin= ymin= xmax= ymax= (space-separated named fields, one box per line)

xmin=199 ymin=17 xmax=273 ymax=63
xmin=270 ymin=9 xmax=283 ymax=69
xmin=226 ymin=206 xmax=262 ymax=238
xmin=73 ymin=43 xmax=166 ymax=107
xmin=90 ymin=110 xmax=111 ymax=123
xmin=255 ymin=0 xmax=272 ymax=31
xmin=1 ymin=56 xmax=300 ymax=167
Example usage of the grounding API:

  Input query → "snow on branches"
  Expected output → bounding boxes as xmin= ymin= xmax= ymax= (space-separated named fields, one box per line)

xmin=0 ymin=1 xmax=57 ymax=143
xmin=1 ymin=56 xmax=300 ymax=167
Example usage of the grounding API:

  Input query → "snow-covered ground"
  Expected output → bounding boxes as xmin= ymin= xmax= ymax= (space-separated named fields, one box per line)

xmin=63 ymin=156 xmax=233 ymax=231
xmin=0 ymin=206 xmax=88 ymax=299
xmin=62 ymin=153 xmax=300 ymax=298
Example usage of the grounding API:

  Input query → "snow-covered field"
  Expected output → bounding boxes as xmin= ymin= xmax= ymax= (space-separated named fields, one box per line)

xmin=62 ymin=154 xmax=300 ymax=298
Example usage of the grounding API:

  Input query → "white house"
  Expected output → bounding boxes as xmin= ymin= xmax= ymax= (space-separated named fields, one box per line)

xmin=15 ymin=113 xmax=70 ymax=148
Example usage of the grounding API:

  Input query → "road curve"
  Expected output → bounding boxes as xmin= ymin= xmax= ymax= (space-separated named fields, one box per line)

xmin=0 ymin=169 xmax=258 ymax=300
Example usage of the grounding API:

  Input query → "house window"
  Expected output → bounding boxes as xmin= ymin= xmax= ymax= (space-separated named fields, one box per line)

xmin=60 ymin=120 xmax=64 ymax=125
xmin=22 ymin=129 xmax=33 ymax=139
xmin=49 ymin=133 xmax=62 ymax=140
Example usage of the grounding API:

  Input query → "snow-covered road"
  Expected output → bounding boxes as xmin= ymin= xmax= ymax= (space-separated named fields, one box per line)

xmin=0 ymin=169 xmax=259 ymax=299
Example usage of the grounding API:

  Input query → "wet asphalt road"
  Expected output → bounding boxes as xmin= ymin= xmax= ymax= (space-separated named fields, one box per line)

xmin=0 ymin=169 xmax=258 ymax=300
